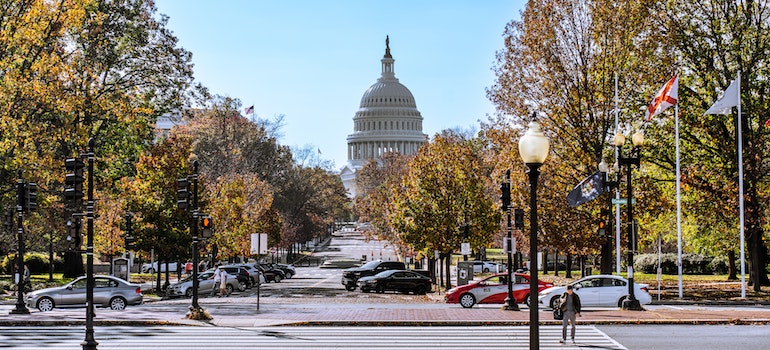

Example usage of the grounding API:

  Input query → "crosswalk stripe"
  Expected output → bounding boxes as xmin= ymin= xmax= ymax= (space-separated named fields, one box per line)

xmin=0 ymin=325 xmax=626 ymax=350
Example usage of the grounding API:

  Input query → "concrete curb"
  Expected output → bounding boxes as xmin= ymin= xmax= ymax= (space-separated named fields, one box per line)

xmin=1 ymin=317 xmax=769 ymax=327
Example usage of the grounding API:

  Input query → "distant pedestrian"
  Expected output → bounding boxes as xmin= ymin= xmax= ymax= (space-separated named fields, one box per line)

xmin=210 ymin=266 xmax=222 ymax=297
xmin=559 ymin=284 xmax=582 ymax=343
xmin=185 ymin=260 xmax=193 ymax=276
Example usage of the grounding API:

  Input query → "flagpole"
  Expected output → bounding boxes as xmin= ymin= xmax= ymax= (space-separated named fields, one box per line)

xmin=737 ymin=71 xmax=745 ymax=299
xmin=614 ymin=72 xmax=621 ymax=275
xmin=672 ymin=71 xmax=682 ymax=299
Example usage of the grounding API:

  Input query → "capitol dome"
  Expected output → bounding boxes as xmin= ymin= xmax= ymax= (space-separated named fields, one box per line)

xmin=341 ymin=37 xmax=427 ymax=197
xmin=345 ymin=36 xmax=427 ymax=170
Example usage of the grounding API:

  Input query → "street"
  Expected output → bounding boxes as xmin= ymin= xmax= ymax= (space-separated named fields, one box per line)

xmin=2 ymin=229 xmax=770 ymax=349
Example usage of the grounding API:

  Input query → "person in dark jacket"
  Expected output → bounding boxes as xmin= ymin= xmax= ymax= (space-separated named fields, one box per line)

xmin=559 ymin=284 xmax=582 ymax=343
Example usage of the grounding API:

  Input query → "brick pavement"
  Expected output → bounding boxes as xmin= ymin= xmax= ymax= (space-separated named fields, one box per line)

xmin=2 ymin=298 xmax=770 ymax=327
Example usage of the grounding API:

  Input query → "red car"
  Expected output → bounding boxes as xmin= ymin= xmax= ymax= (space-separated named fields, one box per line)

xmin=445 ymin=273 xmax=553 ymax=308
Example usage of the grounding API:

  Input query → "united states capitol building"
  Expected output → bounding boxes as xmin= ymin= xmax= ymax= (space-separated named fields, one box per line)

xmin=340 ymin=37 xmax=427 ymax=197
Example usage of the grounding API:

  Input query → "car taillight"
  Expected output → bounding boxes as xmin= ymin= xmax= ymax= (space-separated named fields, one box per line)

xmin=244 ymin=271 xmax=249 ymax=276
xmin=135 ymin=287 xmax=141 ymax=294
xmin=640 ymin=287 xmax=648 ymax=292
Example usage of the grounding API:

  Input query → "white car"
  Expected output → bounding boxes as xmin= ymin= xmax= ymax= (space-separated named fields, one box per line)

xmin=141 ymin=261 xmax=179 ymax=274
xmin=537 ymin=274 xmax=652 ymax=309
xmin=471 ymin=261 xmax=505 ymax=273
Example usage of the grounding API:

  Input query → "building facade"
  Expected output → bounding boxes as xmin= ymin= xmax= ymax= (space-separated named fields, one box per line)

xmin=340 ymin=37 xmax=427 ymax=197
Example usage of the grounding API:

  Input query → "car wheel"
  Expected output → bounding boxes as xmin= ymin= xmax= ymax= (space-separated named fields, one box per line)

xmin=147 ymin=268 xmax=155 ymax=274
xmin=459 ymin=293 xmax=476 ymax=308
xmin=375 ymin=285 xmax=385 ymax=294
xmin=184 ymin=288 xmax=193 ymax=298
xmin=414 ymin=285 xmax=427 ymax=295
xmin=284 ymin=271 xmax=294 ymax=279
xmin=523 ymin=294 xmax=530 ymax=307
xmin=483 ymin=268 xmax=490 ymax=273
xmin=109 ymin=297 xmax=127 ymax=311
xmin=549 ymin=296 xmax=560 ymax=310
xmin=273 ymin=275 xmax=282 ymax=283
xmin=238 ymin=281 xmax=247 ymax=292
xmin=345 ymin=283 xmax=357 ymax=291
xmin=226 ymin=284 xmax=234 ymax=295
xmin=37 ymin=297 xmax=55 ymax=312
xmin=618 ymin=295 xmax=628 ymax=307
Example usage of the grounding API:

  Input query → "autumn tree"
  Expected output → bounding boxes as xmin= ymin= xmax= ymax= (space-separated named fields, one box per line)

xmin=390 ymin=133 xmax=501 ymax=290
xmin=354 ymin=152 xmax=412 ymax=253
xmin=485 ymin=0 xmax=674 ymax=265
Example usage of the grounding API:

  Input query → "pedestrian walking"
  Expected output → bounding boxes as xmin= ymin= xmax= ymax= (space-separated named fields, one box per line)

xmin=210 ymin=266 xmax=223 ymax=297
xmin=218 ymin=267 xmax=229 ymax=297
xmin=559 ymin=284 xmax=581 ymax=343
xmin=184 ymin=260 xmax=193 ymax=277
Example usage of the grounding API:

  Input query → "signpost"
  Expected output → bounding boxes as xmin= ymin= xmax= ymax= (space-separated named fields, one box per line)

xmin=611 ymin=198 xmax=636 ymax=205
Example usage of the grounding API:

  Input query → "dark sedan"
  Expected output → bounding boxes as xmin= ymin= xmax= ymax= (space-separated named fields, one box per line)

xmin=357 ymin=270 xmax=432 ymax=295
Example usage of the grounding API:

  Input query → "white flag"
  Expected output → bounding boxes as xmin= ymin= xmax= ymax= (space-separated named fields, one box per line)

xmin=705 ymin=77 xmax=740 ymax=115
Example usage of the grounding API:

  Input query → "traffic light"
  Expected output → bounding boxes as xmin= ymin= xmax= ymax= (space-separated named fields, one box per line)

xmin=514 ymin=208 xmax=524 ymax=230
xmin=3 ymin=210 xmax=12 ymax=233
xmin=499 ymin=182 xmax=511 ymax=211
xmin=200 ymin=215 xmax=213 ymax=238
xmin=598 ymin=219 xmax=607 ymax=236
xmin=24 ymin=182 xmax=37 ymax=212
xmin=64 ymin=158 xmax=85 ymax=203
xmin=124 ymin=213 xmax=135 ymax=250
xmin=176 ymin=178 xmax=191 ymax=210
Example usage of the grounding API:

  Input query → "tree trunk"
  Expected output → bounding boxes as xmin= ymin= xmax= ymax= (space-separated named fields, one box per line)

xmin=543 ymin=249 xmax=549 ymax=275
xmin=727 ymin=250 xmax=737 ymax=281
xmin=444 ymin=252 xmax=452 ymax=290
xmin=747 ymin=227 xmax=770 ymax=290
xmin=553 ymin=251 xmax=559 ymax=276
xmin=565 ymin=254 xmax=573 ymax=278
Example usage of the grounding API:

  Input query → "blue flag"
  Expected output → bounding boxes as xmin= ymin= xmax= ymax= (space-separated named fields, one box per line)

xmin=567 ymin=171 xmax=605 ymax=207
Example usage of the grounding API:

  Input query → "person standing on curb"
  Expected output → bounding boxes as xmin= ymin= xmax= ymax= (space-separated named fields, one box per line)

xmin=559 ymin=284 xmax=581 ymax=343
xmin=210 ymin=265 xmax=223 ymax=297
xmin=218 ymin=267 xmax=229 ymax=297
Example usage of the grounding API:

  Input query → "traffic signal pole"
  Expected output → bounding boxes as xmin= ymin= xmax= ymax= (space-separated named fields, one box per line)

xmin=10 ymin=170 xmax=30 ymax=315
xmin=82 ymin=138 xmax=98 ymax=350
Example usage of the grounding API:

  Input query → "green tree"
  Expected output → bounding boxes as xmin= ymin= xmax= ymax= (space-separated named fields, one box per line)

xmin=649 ymin=0 xmax=770 ymax=289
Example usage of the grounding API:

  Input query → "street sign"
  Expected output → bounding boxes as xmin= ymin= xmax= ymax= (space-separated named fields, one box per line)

xmin=611 ymin=198 xmax=637 ymax=205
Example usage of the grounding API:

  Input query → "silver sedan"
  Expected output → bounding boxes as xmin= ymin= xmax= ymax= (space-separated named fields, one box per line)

xmin=25 ymin=275 xmax=143 ymax=312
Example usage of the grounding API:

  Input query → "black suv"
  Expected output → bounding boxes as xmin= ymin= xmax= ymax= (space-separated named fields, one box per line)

xmin=256 ymin=263 xmax=285 ymax=283
xmin=219 ymin=266 xmax=252 ymax=290
xmin=341 ymin=260 xmax=406 ymax=291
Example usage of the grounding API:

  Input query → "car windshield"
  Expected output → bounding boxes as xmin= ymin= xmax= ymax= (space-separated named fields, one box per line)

xmin=373 ymin=270 xmax=395 ymax=277
xmin=360 ymin=261 xmax=382 ymax=269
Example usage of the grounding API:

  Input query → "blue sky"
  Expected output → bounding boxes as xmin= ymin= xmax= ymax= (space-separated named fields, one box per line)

xmin=155 ymin=1 xmax=525 ymax=169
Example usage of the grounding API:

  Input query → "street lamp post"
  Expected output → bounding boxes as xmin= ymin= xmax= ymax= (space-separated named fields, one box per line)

xmin=518 ymin=120 xmax=550 ymax=350
xmin=501 ymin=170 xmax=519 ymax=311
xmin=614 ymin=131 xmax=644 ymax=311
xmin=82 ymin=138 xmax=98 ymax=350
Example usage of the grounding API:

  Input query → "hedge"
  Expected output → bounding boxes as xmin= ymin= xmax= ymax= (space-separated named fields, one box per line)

xmin=634 ymin=253 xmax=727 ymax=275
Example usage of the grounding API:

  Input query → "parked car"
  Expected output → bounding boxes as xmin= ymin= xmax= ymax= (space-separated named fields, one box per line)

xmin=219 ymin=266 xmax=253 ymax=290
xmin=470 ymin=261 xmax=505 ymax=273
xmin=538 ymin=274 xmax=652 ymax=309
xmin=445 ymin=272 xmax=553 ymax=308
xmin=25 ymin=275 xmax=143 ymax=312
xmin=233 ymin=264 xmax=265 ymax=285
xmin=268 ymin=263 xmax=296 ymax=279
xmin=342 ymin=260 xmax=406 ymax=291
xmin=166 ymin=270 xmax=241 ymax=298
xmin=357 ymin=270 xmax=432 ymax=295
xmin=141 ymin=261 xmax=179 ymax=274
xmin=255 ymin=264 xmax=285 ymax=283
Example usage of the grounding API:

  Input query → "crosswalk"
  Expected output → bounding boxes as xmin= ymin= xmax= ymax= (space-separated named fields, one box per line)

xmin=0 ymin=325 xmax=626 ymax=349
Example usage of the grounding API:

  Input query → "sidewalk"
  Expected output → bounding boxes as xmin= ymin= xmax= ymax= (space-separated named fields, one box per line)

xmin=2 ymin=298 xmax=769 ymax=327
